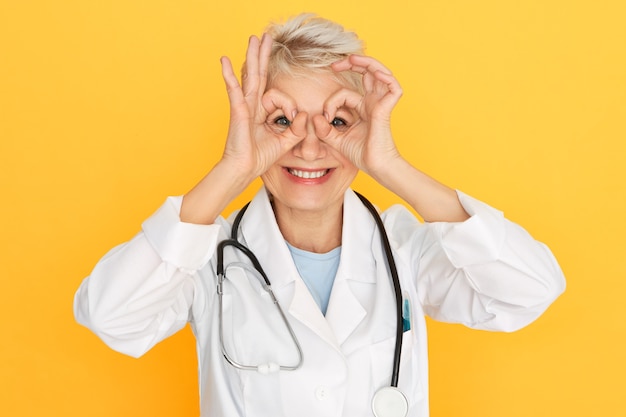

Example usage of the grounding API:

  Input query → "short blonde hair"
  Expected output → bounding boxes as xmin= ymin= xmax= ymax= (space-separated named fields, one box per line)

xmin=264 ymin=14 xmax=365 ymax=92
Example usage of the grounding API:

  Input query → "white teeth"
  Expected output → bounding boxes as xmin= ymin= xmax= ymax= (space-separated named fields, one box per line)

xmin=289 ymin=169 xmax=328 ymax=179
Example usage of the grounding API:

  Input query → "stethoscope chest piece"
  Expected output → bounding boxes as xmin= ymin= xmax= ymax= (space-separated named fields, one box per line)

xmin=372 ymin=386 xmax=409 ymax=417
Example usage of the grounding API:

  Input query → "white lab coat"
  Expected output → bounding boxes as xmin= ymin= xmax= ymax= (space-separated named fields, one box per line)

xmin=74 ymin=187 xmax=565 ymax=416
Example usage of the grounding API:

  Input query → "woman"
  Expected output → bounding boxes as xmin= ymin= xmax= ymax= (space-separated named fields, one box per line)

xmin=74 ymin=14 xmax=565 ymax=417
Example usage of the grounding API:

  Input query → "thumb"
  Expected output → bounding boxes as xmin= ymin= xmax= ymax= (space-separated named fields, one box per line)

xmin=313 ymin=114 xmax=335 ymax=144
xmin=279 ymin=111 xmax=308 ymax=153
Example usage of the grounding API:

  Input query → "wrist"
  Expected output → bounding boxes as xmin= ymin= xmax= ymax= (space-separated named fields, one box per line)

xmin=366 ymin=153 xmax=407 ymax=186
xmin=181 ymin=160 xmax=255 ymax=225
xmin=213 ymin=158 xmax=258 ymax=191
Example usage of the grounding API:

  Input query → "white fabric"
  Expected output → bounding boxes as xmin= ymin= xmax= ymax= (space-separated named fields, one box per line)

xmin=74 ymin=187 xmax=565 ymax=417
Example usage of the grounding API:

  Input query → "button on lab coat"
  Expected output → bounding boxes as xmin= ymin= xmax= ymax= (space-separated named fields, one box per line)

xmin=74 ymin=187 xmax=565 ymax=416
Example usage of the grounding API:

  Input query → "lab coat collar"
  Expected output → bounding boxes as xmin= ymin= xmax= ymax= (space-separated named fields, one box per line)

xmin=237 ymin=187 xmax=299 ymax=290
xmin=326 ymin=189 xmax=379 ymax=345
xmin=336 ymin=189 xmax=379 ymax=285
xmin=238 ymin=187 xmax=380 ymax=348
xmin=238 ymin=187 xmax=379 ymax=287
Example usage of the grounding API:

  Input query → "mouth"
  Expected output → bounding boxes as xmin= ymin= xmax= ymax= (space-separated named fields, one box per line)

xmin=287 ymin=168 xmax=331 ymax=179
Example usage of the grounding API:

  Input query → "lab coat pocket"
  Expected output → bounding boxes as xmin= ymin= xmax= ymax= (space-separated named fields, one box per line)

xmin=369 ymin=330 xmax=421 ymax=403
xmin=241 ymin=372 xmax=285 ymax=417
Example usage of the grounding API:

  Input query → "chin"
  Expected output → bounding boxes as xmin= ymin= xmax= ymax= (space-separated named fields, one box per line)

xmin=267 ymin=185 xmax=345 ymax=214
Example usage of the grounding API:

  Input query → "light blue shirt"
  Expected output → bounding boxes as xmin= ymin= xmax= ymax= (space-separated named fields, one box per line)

xmin=286 ymin=242 xmax=341 ymax=315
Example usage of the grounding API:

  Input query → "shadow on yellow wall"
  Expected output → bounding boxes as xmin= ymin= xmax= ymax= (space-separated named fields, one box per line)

xmin=1 ymin=1 xmax=625 ymax=416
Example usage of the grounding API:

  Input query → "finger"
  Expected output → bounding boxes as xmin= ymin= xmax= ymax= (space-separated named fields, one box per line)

xmin=362 ymin=71 xmax=375 ymax=94
xmin=261 ymin=88 xmax=298 ymax=123
xmin=276 ymin=111 xmax=308 ymax=153
xmin=312 ymin=114 xmax=333 ymax=141
xmin=313 ymin=113 xmax=357 ymax=159
xmin=242 ymin=35 xmax=261 ymax=97
xmin=348 ymin=54 xmax=393 ymax=75
xmin=286 ymin=111 xmax=308 ymax=141
xmin=323 ymin=88 xmax=365 ymax=121
xmin=331 ymin=54 xmax=393 ymax=76
xmin=221 ymin=56 xmax=246 ymax=110
xmin=257 ymin=33 xmax=273 ymax=96
xmin=330 ymin=56 xmax=352 ymax=71
xmin=371 ymin=70 xmax=403 ymax=111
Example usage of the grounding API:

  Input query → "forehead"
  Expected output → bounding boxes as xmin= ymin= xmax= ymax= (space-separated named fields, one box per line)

xmin=268 ymin=71 xmax=353 ymax=110
xmin=268 ymin=68 xmax=362 ymax=87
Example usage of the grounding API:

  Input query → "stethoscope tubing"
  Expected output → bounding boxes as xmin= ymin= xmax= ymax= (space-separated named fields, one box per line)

xmin=217 ymin=202 xmax=304 ymax=372
xmin=217 ymin=255 xmax=304 ymax=372
xmin=354 ymin=192 xmax=403 ymax=388
xmin=217 ymin=192 xmax=403 ymax=388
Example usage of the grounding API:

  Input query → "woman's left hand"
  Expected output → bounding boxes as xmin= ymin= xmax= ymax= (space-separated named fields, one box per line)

xmin=317 ymin=55 xmax=470 ymax=223
xmin=313 ymin=54 xmax=404 ymax=178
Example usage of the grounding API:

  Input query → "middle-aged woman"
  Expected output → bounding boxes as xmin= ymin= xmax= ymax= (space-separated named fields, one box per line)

xmin=74 ymin=14 xmax=566 ymax=417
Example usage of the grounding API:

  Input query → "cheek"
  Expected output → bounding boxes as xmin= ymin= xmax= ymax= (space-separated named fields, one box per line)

xmin=344 ymin=166 xmax=359 ymax=184
xmin=333 ymin=151 xmax=358 ymax=173
xmin=342 ymin=159 xmax=360 ymax=186
xmin=334 ymin=158 xmax=359 ymax=186
xmin=260 ymin=165 xmax=285 ymax=192
xmin=260 ymin=164 xmax=281 ymax=181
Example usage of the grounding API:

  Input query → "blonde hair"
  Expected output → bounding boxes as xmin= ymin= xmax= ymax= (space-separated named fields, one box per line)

xmin=264 ymin=14 xmax=365 ymax=91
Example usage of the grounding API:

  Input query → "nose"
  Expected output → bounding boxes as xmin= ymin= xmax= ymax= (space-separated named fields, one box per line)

xmin=293 ymin=116 xmax=325 ymax=161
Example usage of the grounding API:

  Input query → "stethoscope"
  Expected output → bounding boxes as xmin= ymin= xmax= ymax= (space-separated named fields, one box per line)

xmin=216 ymin=192 xmax=409 ymax=417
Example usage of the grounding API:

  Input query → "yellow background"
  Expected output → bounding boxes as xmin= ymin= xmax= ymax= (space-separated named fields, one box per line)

xmin=1 ymin=0 xmax=624 ymax=416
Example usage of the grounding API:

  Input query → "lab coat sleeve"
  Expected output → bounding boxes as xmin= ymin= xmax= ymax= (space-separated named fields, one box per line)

xmin=393 ymin=191 xmax=565 ymax=332
xmin=73 ymin=196 xmax=225 ymax=357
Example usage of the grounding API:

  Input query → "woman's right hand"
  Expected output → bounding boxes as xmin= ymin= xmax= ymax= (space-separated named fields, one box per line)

xmin=181 ymin=34 xmax=305 ymax=224
xmin=219 ymin=34 xmax=306 ymax=182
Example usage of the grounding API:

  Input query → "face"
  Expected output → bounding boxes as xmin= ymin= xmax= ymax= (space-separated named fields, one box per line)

xmin=261 ymin=72 xmax=360 ymax=217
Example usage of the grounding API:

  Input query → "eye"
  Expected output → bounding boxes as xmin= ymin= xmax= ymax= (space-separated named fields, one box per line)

xmin=273 ymin=116 xmax=291 ymax=127
xmin=330 ymin=117 xmax=348 ymax=130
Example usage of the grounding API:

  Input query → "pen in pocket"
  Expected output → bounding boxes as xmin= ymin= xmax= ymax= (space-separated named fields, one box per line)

xmin=402 ymin=294 xmax=411 ymax=332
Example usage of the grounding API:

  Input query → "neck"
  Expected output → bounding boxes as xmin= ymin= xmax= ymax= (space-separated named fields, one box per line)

xmin=272 ymin=203 xmax=343 ymax=254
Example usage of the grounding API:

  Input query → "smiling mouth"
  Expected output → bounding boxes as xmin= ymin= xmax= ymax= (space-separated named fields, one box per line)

xmin=287 ymin=168 xmax=330 ymax=179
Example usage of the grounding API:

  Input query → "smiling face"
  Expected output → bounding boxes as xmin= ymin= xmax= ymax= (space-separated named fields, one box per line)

xmin=260 ymin=71 xmax=360 ymax=218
